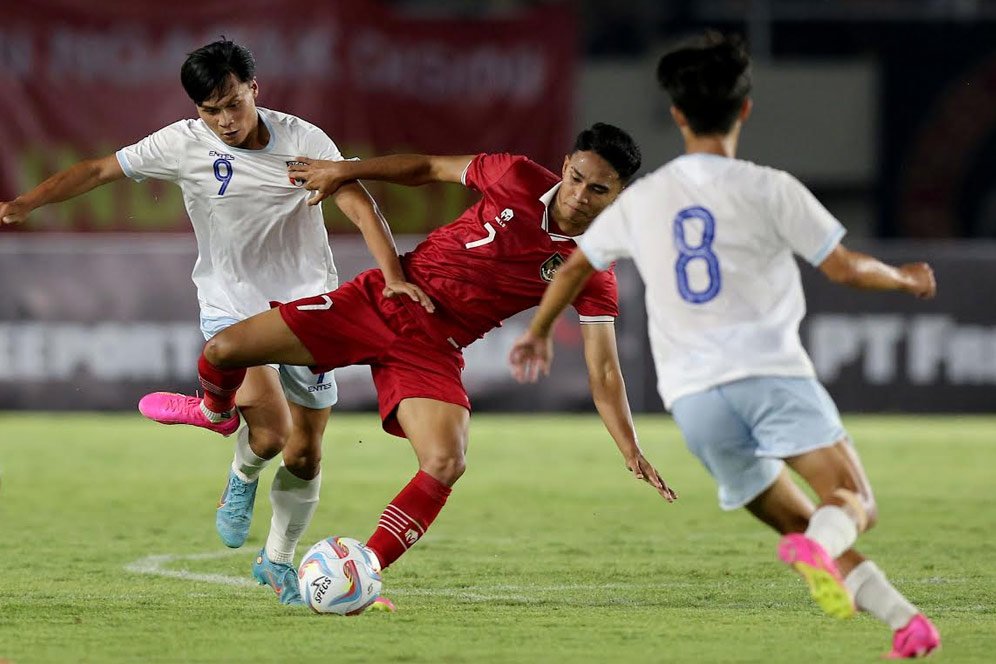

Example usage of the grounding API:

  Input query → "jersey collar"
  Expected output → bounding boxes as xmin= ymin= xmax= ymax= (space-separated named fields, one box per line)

xmin=539 ymin=183 xmax=573 ymax=242
xmin=202 ymin=108 xmax=277 ymax=155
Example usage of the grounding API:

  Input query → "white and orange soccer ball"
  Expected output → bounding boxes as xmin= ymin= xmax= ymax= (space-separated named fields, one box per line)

xmin=297 ymin=536 xmax=382 ymax=615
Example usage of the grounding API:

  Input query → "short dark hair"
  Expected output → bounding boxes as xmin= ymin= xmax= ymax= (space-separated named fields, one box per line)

xmin=656 ymin=31 xmax=751 ymax=135
xmin=573 ymin=122 xmax=642 ymax=181
xmin=180 ymin=40 xmax=256 ymax=105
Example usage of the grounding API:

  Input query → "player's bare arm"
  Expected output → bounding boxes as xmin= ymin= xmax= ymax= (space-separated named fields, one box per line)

xmin=581 ymin=322 xmax=677 ymax=502
xmin=509 ymin=250 xmax=596 ymax=383
xmin=819 ymin=244 xmax=937 ymax=299
xmin=290 ymin=154 xmax=475 ymax=206
xmin=0 ymin=155 xmax=125 ymax=224
xmin=331 ymin=181 xmax=434 ymax=312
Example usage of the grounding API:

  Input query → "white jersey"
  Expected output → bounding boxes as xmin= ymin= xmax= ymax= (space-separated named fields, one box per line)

xmin=116 ymin=107 xmax=341 ymax=320
xmin=579 ymin=153 xmax=845 ymax=407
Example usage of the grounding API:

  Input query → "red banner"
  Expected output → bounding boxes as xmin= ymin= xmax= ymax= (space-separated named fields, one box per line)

xmin=0 ymin=1 xmax=577 ymax=233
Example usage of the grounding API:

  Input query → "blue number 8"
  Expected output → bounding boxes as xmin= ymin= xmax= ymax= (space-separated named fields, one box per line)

xmin=213 ymin=158 xmax=233 ymax=195
xmin=673 ymin=206 xmax=721 ymax=304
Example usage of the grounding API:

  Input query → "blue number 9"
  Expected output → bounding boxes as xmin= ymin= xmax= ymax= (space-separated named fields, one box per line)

xmin=213 ymin=158 xmax=233 ymax=195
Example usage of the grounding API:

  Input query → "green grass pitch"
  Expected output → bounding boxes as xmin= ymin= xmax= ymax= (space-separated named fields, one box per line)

xmin=0 ymin=413 xmax=992 ymax=663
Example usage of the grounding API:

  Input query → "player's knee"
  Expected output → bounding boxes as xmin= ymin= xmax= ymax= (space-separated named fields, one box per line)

xmin=830 ymin=487 xmax=875 ymax=533
xmin=281 ymin=426 xmax=323 ymax=478
xmin=283 ymin=447 xmax=321 ymax=479
xmin=863 ymin=497 xmax=879 ymax=531
xmin=204 ymin=334 xmax=239 ymax=368
xmin=248 ymin=424 xmax=292 ymax=459
xmin=420 ymin=452 xmax=466 ymax=486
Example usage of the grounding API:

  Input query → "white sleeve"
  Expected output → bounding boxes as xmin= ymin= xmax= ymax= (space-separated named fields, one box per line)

xmin=115 ymin=122 xmax=185 ymax=183
xmin=577 ymin=195 xmax=633 ymax=271
xmin=304 ymin=127 xmax=344 ymax=162
xmin=772 ymin=171 xmax=846 ymax=266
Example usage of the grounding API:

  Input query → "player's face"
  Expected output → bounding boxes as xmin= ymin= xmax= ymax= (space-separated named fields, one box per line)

xmin=555 ymin=151 xmax=623 ymax=231
xmin=196 ymin=77 xmax=260 ymax=148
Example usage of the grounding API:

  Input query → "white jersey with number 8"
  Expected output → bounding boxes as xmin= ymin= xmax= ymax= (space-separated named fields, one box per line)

xmin=578 ymin=153 xmax=845 ymax=407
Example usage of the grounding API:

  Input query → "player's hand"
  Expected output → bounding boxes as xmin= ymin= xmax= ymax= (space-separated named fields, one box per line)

xmin=288 ymin=157 xmax=352 ymax=206
xmin=0 ymin=198 xmax=32 ymax=225
xmin=508 ymin=329 xmax=553 ymax=383
xmin=383 ymin=280 xmax=435 ymax=313
xmin=900 ymin=262 xmax=936 ymax=299
xmin=625 ymin=452 xmax=678 ymax=502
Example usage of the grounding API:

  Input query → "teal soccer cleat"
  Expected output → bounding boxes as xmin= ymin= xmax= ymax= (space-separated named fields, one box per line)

xmin=216 ymin=469 xmax=258 ymax=548
xmin=252 ymin=548 xmax=304 ymax=606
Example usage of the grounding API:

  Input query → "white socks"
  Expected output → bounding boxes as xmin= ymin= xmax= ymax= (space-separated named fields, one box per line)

xmin=805 ymin=505 xmax=858 ymax=559
xmin=845 ymin=560 xmax=919 ymax=630
xmin=200 ymin=400 xmax=232 ymax=422
xmin=265 ymin=465 xmax=321 ymax=565
xmin=232 ymin=427 xmax=270 ymax=483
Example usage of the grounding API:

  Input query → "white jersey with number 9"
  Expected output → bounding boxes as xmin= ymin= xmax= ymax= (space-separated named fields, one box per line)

xmin=116 ymin=107 xmax=342 ymax=320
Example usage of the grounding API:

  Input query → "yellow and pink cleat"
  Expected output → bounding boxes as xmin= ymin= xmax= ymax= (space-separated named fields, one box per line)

xmin=778 ymin=533 xmax=856 ymax=619
xmin=885 ymin=614 xmax=940 ymax=659
xmin=366 ymin=596 xmax=396 ymax=613
xmin=138 ymin=392 xmax=240 ymax=437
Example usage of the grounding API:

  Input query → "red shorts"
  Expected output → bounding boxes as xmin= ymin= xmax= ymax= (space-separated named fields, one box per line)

xmin=278 ymin=269 xmax=469 ymax=437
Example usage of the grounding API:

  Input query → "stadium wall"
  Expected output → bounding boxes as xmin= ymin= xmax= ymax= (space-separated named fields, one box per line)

xmin=0 ymin=236 xmax=991 ymax=414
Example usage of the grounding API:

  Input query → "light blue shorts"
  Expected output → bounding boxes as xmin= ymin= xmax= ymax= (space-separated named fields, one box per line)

xmin=200 ymin=315 xmax=338 ymax=410
xmin=670 ymin=376 xmax=846 ymax=511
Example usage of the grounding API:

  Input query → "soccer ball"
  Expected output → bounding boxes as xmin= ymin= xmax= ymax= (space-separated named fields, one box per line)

xmin=297 ymin=536 xmax=382 ymax=615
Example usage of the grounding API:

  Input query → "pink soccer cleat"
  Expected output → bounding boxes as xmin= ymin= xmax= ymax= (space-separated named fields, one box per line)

xmin=138 ymin=392 xmax=239 ymax=437
xmin=885 ymin=614 xmax=940 ymax=659
xmin=778 ymin=533 xmax=856 ymax=619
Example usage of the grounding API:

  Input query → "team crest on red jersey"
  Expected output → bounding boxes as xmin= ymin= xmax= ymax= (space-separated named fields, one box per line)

xmin=540 ymin=252 xmax=566 ymax=282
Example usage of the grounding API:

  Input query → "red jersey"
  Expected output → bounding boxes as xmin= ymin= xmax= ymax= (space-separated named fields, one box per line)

xmin=402 ymin=153 xmax=619 ymax=347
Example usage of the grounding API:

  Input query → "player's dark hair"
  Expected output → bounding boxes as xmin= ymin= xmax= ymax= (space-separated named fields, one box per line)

xmin=180 ymin=39 xmax=256 ymax=105
xmin=656 ymin=30 xmax=751 ymax=135
xmin=573 ymin=123 xmax=642 ymax=182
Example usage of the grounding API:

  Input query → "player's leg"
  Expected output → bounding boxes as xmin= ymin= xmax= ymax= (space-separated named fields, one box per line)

xmin=845 ymin=560 xmax=940 ymax=658
xmin=250 ymin=400 xmax=329 ymax=607
xmin=700 ymin=377 xmax=857 ymax=618
xmin=199 ymin=307 xmax=315 ymax=413
xmin=139 ymin=307 xmax=316 ymax=432
xmin=215 ymin=366 xmax=292 ymax=548
xmin=744 ymin=466 xmax=814 ymax=534
xmin=204 ymin=307 xmax=317 ymax=368
xmin=783 ymin=439 xmax=875 ymax=566
xmin=745 ymin=466 xmax=859 ymax=618
xmin=787 ymin=442 xmax=940 ymax=656
xmin=670 ymin=384 xmax=855 ymax=614
xmin=264 ymin=402 xmax=327 ymax=559
xmin=250 ymin=364 xmax=336 ymax=606
xmin=364 ymin=397 xmax=468 ymax=571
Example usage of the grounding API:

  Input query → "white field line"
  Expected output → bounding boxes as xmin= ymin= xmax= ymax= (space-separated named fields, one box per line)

xmin=124 ymin=550 xmax=257 ymax=588
xmin=125 ymin=551 xmax=963 ymax=603
xmin=124 ymin=550 xmax=696 ymax=602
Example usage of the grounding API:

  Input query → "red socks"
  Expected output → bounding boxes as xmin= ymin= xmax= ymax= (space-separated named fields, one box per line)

xmin=366 ymin=470 xmax=452 ymax=570
xmin=197 ymin=353 xmax=246 ymax=414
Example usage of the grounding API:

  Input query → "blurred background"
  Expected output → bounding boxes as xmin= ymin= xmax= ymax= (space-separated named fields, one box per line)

xmin=1 ymin=0 xmax=993 ymax=414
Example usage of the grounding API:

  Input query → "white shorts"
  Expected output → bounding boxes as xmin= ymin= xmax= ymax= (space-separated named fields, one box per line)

xmin=670 ymin=376 xmax=846 ymax=511
xmin=200 ymin=315 xmax=338 ymax=410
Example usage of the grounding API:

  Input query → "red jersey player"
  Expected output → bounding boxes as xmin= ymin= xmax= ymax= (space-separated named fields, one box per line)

xmin=139 ymin=123 xmax=677 ymax=603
